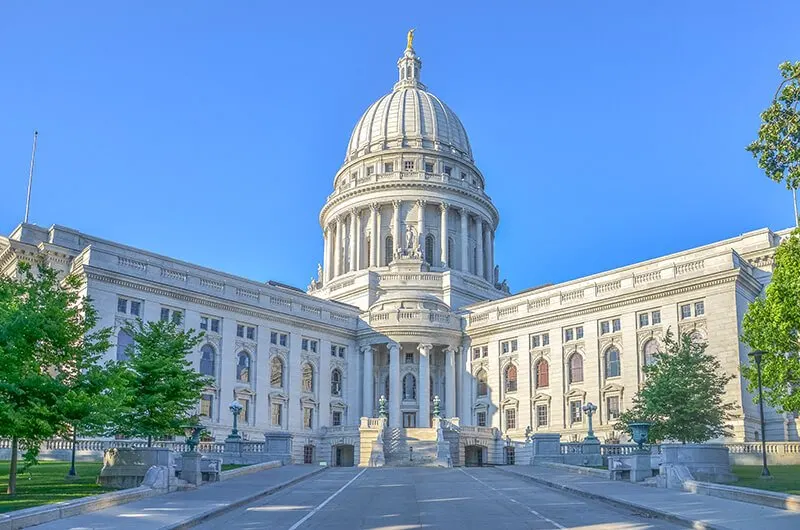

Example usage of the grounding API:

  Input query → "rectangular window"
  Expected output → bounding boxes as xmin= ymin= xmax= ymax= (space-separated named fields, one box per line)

xmin=350 ymin=171 xmax=358 ymax=180
xmin=482 ymin=346 xmax=488 ymax=357
xmin=384 ymin=162 xmax=394 ymax=173
xmin=302 ymin=338 xmax=309 ymax=351
xmin=444 ymin=166 xmax=452 ymax=176
xmin=303 ymin=408 xmax=314 ymax=429
xmin=536 ymin=405 xmax=548 ymax=427
xmin=280 ymin=333 xmax=288 ymax=347
xmin=542 ymin=333 xmax=549 ymax=346
xmin=200 ymin=317 xmax=209 ymax=330
xmin=271 ymin=403 xmax=282 ymax=426
xmin=237 ymin=324 xmax=245 ymax=338
xmin=403 ymin=160 xmax=414 ymax=171
xmin=639 ymin=313 xmax=649 ymax=328
xmin=270 ymin=331 xmax=278 ymax=344
xmin=570 ymin=401 xmax=583 ymax=424
xmin=247 ymin=326 xmax=255 ymax=340
xmin=531 ymin=335 xmax=540 ymax=348
xmin=477 ymin=411 xmax=487 ymax=427
xmin=271 ymin=331 xmax=288 ymax=347
xmin=651 ymin=310 xmax=661 ymax=325
xmin=695 ymin=301 xmax=705 ymax=316
xmin=238 ymin=398 xmax=249 ymax=423
xmin=680 ymin=304 xmax=692 ymax=320
xmin=338 ymin=346 xmax=345 ymax=358
xmin=331 ymin=345 xmax=338 ymax=356
xmin=366 ymin=166 xmax=374 ymax=176
xmin=117 ymin=297 xmax=142 ymax=316
xmin=564 ymin=328 xmax=574 ymax=342
xmin=501 ymin=341 xmax=509 ymax=354
xmin=130 ymin=300 xmax=141 ymax=316
xmin=160 ymin=307 xmax=182 ymax=324
xmin=117 ymin=298 xmax=128 ymax=313
xmin=332 ymin=411 xmax=342 ymax=426
xmin=600 ymin=321 xmax=610 ymax=335
xmin=462 ymin=171 xmax=468 ymax=181
xmin=160 ymin=307 xmax=170 ymax=321
xmin=200 ymin=316 xmax=221 ymax=333
xmin=405 ymin=352 xmax=414 ymax=364
xmin=505 ymin=408 xmax=516 ymax=430
xmin=612 ymin=318 xmax=621 ymax=332
xmin=200 ymin=395 xmax=213 ymax=418
xmin=425 ymin=162 xmax=434 ymax=173
xmin=576 ymin=326 xmax=584 ymax=339
xmin=472 ymin=347 xmax=481 ymax=360
xmin=607 ymin=396 xmax=620 ymax=421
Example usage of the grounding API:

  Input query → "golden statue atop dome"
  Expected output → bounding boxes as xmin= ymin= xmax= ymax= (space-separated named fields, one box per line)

xmin=407 ymin=29 xmax=415 ymax=50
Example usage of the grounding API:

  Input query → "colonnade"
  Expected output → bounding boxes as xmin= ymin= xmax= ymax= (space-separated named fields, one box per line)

xmin=322 ymin=200 xmax=495 ymax=283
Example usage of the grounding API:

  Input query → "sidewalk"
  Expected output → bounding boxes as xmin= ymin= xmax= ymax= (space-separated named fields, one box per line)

xmin=496 ymin=465 xmax=800 ymax=530
xmin=29 ymin=465 xmax=325 ymax=530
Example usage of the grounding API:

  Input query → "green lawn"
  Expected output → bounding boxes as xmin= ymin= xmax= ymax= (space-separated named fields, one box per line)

xmin=221 ymin=463 xmax=247 ymax=471
xmin=0 ymin=461 xmax=114 ymax=513
xmin=731 ymin=465 xmax=800 ymax=495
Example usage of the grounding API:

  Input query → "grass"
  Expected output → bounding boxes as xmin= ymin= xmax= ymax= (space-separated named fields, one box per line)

xmin=731 ymin=465 xmax=800 ymax=495
xmin=221 ymin=463 xmax=248 ymax=471
xmin=0 ymin=460 xmax=114 ymax=513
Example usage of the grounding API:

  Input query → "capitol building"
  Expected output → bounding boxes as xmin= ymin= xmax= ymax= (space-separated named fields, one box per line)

xmin=1 ymin=35 xmax=795 ymax=466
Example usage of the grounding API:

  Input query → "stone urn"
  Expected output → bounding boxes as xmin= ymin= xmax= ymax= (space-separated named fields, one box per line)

xmin=628 ymin=422 xmax=652 ymax=451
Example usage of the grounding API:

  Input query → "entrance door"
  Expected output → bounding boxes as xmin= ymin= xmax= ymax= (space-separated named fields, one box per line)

xmin=303 ymin=444 xmax=314 ymax=464
xmin=334 ymin=445 xmax=355 ymax=467
xmin=403 ymin=412 xmax=417 ymax=428
xmin=465 ymin=445 xmax=484 ymax=467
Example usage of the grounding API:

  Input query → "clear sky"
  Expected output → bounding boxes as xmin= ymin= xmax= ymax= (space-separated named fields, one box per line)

xmin=0 ymin=1 xmax=796 ymax=292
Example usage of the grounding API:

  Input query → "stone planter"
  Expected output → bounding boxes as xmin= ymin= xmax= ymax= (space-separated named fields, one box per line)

xmin=97 ymin=447 xmax=174 ymax=489
xmin=660 ymin=443 xmax=736 ymax=484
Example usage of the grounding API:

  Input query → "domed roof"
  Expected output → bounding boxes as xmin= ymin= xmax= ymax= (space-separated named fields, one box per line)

xmin=344 ymin=41 xmax=473 ymax=163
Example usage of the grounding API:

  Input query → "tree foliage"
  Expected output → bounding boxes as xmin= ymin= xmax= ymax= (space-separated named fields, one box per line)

xmin=615 ymin=330 xmax=736 ymax=443
xmin=113 ymin=319 xmax=211 ymax=445
xmin=746 ymin=61 xmax=800 ymax=194
xmin=741 ymin=228 xmax=800 ymax=414
xmin=0 ymin=262 xmax=113 ymax=494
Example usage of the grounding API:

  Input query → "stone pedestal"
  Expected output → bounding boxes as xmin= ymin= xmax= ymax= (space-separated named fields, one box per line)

xmin=224 ymin=436 xmax=242 ymax=455
xmin=180 ymin=451 xmax=202 ymax=486
xmin=370 ymin=436 xmax=386 ymax=467
xmin=98 ymin=447 xmax=174 ymax=489
xmin=530 ymin=433 xmax=562 ymax=464
xmin=629 ymin=453 xmax=652 ymax=482
xmin=264 ymin=431 xmax=294 ymax=465
xmin=660 ymin=443 xmax=736 ymax=484
xmin=434 ymin=428 xmax=452 ymax=467
xmin=581 ymin=437 xmax=602 ymax=467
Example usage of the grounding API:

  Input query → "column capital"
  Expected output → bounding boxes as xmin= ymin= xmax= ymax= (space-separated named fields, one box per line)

xmin=417 ymin=343 xmax=433 ymax=354
xmin=350 ymin=208 xmax=359 ymax=218
xmin=334 ymin=215 xmax=343 ymax=226
xmin=439 ymin=201 xmax=449 ymax=212
xmin=416 ymin=199 xmax=427 ymax=208
xmin=360 ymin=345 xmax=373 ymax=355
xmin=388 ymin=342 xmax=400 ymax=353
xmin=370 ymin=202 xmax=380 ymax=212
xmin=392 ymin=199 xmax=401 ymax=209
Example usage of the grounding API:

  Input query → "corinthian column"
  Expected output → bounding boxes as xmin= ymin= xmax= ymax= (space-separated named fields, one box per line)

xmin=418 ymin=343 xmax=432 ymax=427
xmin=445 ymin=346 xmax=456 ymax=419
xmin=389 ymin=343 xmax=401 ymax=427
xmin=460 ymin=208 xmax=469 ymax=272
xmin=417 ymin=199 xmax=426 ymax=260
xmin=362 ymin=345 xmax=374 ymax=417
xmin=483 ymin=223 xmax=492 ymax=281
xmin=392 ymin=200 xmax=401 ymax=260
xmin=334 ymin=217 xmax=343 ymax=277
xmin=476 ymin=217 xmax=484 ymax=279
xmin=323 ymin=226 xmax=331 ymax=282
xmin=439 ymin=202 xmax=449 ymax=267
xmin=369 ymin=203 xmax=378 ymax=267
xmin=349 ymin=210 xmax=357 ymax=272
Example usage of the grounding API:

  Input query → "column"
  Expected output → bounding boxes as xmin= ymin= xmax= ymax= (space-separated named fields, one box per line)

xmin=483 ymin=224 xmax=492 ymax=281
xmin=439 ymin=202 xmax=449 ymax=267
xmin=319 ymin=338 xmax=332 ymax=427
xmin=476 ymin=217 xmax=484 ymax=279
xmin=417 ymin=199 xmax=426 ymax=258
xmin=445 ymin=347 xmax=456 ymax=419
xmin=376 ymin=207 xmax=383 ymax=266
xmin=323 ymin=226 xmax=331 ymax=282
xmin=418 ymin=344 xmax=432 ymax=427
xmin=369 ymin=204 xmax=378 ymax=267
xmin=460 ymin=345 xmax=471 ymax=423
xmin=349 ymin=210 xmax=357 ymax=272
xmin=362 ymin=345 xmax=374 ymax=417
xmin=389 ymin=343 xmax=401 ymax=427
xmin=392 ymin=200 xmax=401 ymax=259
xmin=460 ymin=208 xmax=469 ymax=272
xmin=333 ymin=217 xmax=343 ymax=277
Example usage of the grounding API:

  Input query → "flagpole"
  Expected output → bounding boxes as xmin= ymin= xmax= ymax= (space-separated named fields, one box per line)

xmin=24 ymin=130 xmax=38 ymax=224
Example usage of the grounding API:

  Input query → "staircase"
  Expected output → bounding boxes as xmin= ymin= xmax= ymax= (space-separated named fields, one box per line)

xmin=384 ymin=428 xmax=439 ymax=467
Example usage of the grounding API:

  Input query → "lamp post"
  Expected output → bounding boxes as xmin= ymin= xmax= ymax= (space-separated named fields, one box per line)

xmin=183 ymin=422 xmax=204 ymax=453
xmin=748 ymin=350 xmax=771 ymax=479
xmin=582 ymin=402 xmax=598 ymax=441
xmin=228 ymin=400 xmax=243 ymax=440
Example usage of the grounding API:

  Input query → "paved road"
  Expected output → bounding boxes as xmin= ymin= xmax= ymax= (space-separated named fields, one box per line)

xmin=195 ymin=466 xmax=682 ymax=529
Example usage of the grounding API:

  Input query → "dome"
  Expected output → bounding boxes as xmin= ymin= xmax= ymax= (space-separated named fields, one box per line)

xmin=344 ymin=43 xmax=473 ymax=163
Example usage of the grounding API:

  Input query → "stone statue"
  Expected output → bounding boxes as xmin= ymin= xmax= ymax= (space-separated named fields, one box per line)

xmin=494 ymin=265 xmax=500 ymax=284
xmin=317 ymin=263 xmax=323 ymax=283
xmin=407 ymin=28 xmax=415 ymax=49
xmin=405 ymin=224 xmax=415 ymax=250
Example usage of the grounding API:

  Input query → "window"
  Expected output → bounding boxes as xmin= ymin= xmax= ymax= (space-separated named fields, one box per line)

xmin=607 ymin=396 xmax=620 ymax=421
xmin=476 ymin=370 xmax=488 ymax=397
xmin=117 ymin=298 xmax=127 ymax=313
xmin=366 ymin=165 xmax=374 ymax=176
xmin=200 ymin=316 xmax=221 ymax=333
xmin=447 ymin=237 xmax=454 ymax=268
xmin=303 ymin=407 xmax=314 ymax=429
xmin=116 ymin=329 xmax=134 ymax=361
xmin=351 ymin=170 xmax=358 ymax=181
xmin=695 ymin=301 xmax=705 ymax=316
xmin=237 ymin=324 xmax=256 ymax=341
xmin=639 ymin=310 xmax=661 ymax=328
xmin=238 ymin=398 xmax=249 ymax=423
xmin=477 ymin=411 xmax=487 ymax=427
xmin=472 ymin=345 xmax=488 ymax=360
xmin=605 ymin=347 xmax=621 ymax=378
xmin=570 ymin=400 xmax=583 ymax=424
xmin=568 ymin=353 xmax=584 ymax=383
xmin=425 ymin=162 xmax=434 ymax=173
xmin=444 ymin=166 xmax=452 ymax=176
xmin=680 ymin=304 xmax=692 ymax=320
xmin=384 ymin=236 xmax=393 ymax=266
xmin=425 ymin=234 xmax=435 ymax=266
xmin=402 ymin=373 xmax=416 ymax=400
xmin=500 ymin=339 xmax=518 ymax=354
xmin=301 ymin=338 xmax=319 ymax=353
xmin=535 ymin=359 xmax=549 ymax=388
xmin=504 ymin=446 xmax=515 ymax=465
xmin=332 ymin=410 xmax=342 ymax=426
xmin=505 ymin=408 xmax=517 ymax=430
xmin=638 ymin=313 xmax=648 ymax=328
xmin=271 ymin=402 xmax=282 ymax=426
xmin=612 ymin=319 xmax=621 ymax=332
xmin=117 ymin=297 xmax=142 ymax=317
xmin=576 ymin=326 xmax=584 ymax=339
xmin=405 ymin=352 xmax=414 ymax=364
xmin=270 ymin=331 xmax=288 ymax=347
xmin=652 ymin=310 xmax=661 ymax=325
xmin=384 ymin=162 xmax=394 ymax=173
xmin=200 ymin=395 xmax=213 ymax=418
xmin=303 ymin=444 xmax=314 ymax=463
xmin=600 ymin=321 xmax=610 ymax=335
xmin=643 ymin=339 xmax=659 ymax=367
xmin=504 ymin=364 xmax=518 ymax=392
xmin=200 ymin=344 xmax=215 ymax=377
xmin=338 ymin=346 xmax=346 ymax=358
xmin=331 ymin=369 xmax=342 ymax=396
xmin=302 ymin=363 xmax=314 ymax=392
xmin=236 ymin=352 xmax=251 ymax=383
xmin=160 ymin=307 xmax=183 ymax=324
xmin=270 ymin=357 xmax=284 ymax=388
xmin=403 ymin=160 xmax=414 ymax=171
xmin=536 ymin=405 xmax=548 ymax=427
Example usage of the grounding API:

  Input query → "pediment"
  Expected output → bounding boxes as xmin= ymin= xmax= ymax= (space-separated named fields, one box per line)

xmin=531 ymin=392 xmax=552 ymax=403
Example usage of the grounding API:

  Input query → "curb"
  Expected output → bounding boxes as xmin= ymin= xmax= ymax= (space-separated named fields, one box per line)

xmin=163 ymin=466 xmax=328 ymax=530
xmin=493 ymin=466 xmax=722 ymax=530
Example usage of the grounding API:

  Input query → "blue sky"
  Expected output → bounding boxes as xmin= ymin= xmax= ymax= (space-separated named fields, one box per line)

xmin=0 ymin=1 xmax=796 ymax=292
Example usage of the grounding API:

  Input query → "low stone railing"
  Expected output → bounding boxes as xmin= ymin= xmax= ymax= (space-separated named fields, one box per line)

xmin=724 ymin=442 xmax=800 ymax=454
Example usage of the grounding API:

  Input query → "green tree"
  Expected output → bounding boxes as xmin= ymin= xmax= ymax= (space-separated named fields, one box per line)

xmin=0 ymin=262 xmax=112 ymax=495
xmin=741 ymin=229 xmax=800 ymax=414
xmin=113 ymin=319 xmax=210 ymax=446
xmin=615 ymin=330 xmax=736 ymax=443
xmin=746 ymin=61 xmax=800 ymax=223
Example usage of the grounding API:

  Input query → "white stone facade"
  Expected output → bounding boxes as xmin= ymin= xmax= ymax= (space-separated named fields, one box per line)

xmin=1 ymin=38 xmax=796 ymax=463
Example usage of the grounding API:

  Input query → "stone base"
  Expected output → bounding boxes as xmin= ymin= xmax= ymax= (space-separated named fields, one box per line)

xmin=661 ymin=444 xmax=736 ymax=484
xmin=98 ymin=447 xmax=174 ymax=489
xmin=180 ymin=452 xmax=202 ymax=486
xmin=264 ymin=431 xmax=294 ymax=465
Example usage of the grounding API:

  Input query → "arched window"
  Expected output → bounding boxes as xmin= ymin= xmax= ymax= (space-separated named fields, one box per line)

xmin=568 ymin=353 xmax=584 ymax=383
xmin=331 ymin=369 xmax=342 ymax=396
xmin=535 ymin=359 xmax=549 ymax=388
xmin=643 ymin=339 xmax=659 ymax=367
xmin=402 ymin=373 xmax=416 ymax=400
xmin=116 ymin=329 xmax=134 ymax=361
xmin=302 ymin=363 xmax=314 ymax=392
xmin=236 ymin=352 xmax=251 ymax=383
xmin=200 ymin=344 xmax=215 ymax=377
xmin=270 ymin=356 xmax=284 ymax=388
xmin=425 ymin=234 xmax=435 ymax=265
xmin=476 ymin=369 xmax=488 ymax=397
xmin=504 ymin=364 xmax=517 ymax=392
xmin=384 ymin=236 xmax=393 ymax=266
xmin=447 ymin=237 xmax=454 ymax=268
xmin=605 ymin=347 xmax=621 ymax=378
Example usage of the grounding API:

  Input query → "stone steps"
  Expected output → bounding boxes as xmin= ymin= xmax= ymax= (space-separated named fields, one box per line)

xmin=383 ymin=428 xmax=440 ymax=467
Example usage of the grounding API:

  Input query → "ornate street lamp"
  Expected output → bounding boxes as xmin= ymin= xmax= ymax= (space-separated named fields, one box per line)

xmin=748 ymin=350 xmax=771 ymax=478
xmin=228 ymin=400 xmax=243 ymax=440
xmin=582 ymin=402 xmax=598 ymax=441
xmin=378 ymin=395 xmax=388 ymax=419
xmin=183 ymin=421 xmax=205 ymax=453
